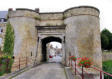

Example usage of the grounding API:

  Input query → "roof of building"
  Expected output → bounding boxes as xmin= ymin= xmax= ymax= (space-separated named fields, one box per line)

xmin=0 ymin=11 xmax=8 ymax=18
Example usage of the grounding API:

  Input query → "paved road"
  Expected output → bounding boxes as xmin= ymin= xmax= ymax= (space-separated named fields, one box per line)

xmin=13 ymin=63 xmax=67 ymax=79
xmin=48 ymin=55 xmax=62 ymax=63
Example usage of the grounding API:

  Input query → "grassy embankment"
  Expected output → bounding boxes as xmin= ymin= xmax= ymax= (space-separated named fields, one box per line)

xmin=103 ymin=60 xmax=112 ymax=79
xmin=103 ymin=51 xmax=112 ymax=79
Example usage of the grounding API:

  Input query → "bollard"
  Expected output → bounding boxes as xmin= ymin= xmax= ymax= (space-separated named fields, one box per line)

xmin=75 ymin=61 xmax=76 ymax=75
xmin=19 ymin=58 xmax=20 ymax=70
xmin=71 ymin=60 xmax=72 ymax=67
xmin=26 ymin=57 xmax=27 ymax=66
xmin=69 ymin=57 xmax=70 ymax=66
xmin=100 ymin=71 xmax=102 ymax=79
xmin=82 ymin=66 xmax=84 ymax=79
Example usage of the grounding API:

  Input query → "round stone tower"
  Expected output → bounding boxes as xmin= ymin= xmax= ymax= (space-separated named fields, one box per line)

xmin=8 ymin=8 xmax=40 ymax=71
xmin=64 ymin=6 xmax=102 ymax=78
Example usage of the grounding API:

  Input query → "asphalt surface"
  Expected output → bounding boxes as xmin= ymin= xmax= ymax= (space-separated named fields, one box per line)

xmin=13 ymin=63 xmax=67 ymax=79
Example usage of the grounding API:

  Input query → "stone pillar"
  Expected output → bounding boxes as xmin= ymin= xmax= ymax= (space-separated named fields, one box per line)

xmin=61 ymin=36 xmax=66 ymax=65
xmin=36 ymin=37 xmax=42 ymax=64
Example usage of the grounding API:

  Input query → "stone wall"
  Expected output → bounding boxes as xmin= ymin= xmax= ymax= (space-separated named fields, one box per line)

xmin=64 ymin=6 xmax=99 ymax=18
xmin=39 ymin=13 xmax=64 ymax=26
xmin=102 ymin=53 xmax=112 ymax=61
xmin=0 ymin=22 xmax=6 ymax=51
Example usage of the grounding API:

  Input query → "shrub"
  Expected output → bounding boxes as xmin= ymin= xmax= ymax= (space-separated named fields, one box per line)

xmin=3 ymin=22 xmax=14 ymax=56
xmin=0 ymin=56 xmax=13 ymax=76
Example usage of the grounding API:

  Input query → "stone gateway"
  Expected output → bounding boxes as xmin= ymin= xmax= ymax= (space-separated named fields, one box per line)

xmin=7 ymin=6 xmax=102 ymax=78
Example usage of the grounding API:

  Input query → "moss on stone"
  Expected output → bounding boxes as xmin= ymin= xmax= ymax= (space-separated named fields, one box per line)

xmin=34 ymin=16 xmax=41 ymax=20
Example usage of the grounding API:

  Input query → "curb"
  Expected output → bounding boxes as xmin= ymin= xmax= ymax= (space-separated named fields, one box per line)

xmin=65 ymin=67 xmax=75 ymax=79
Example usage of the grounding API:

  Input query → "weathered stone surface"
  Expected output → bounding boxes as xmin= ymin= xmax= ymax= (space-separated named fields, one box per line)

xmin=40 ymin=13 xmax=63 ymax=20
xmin=39 ymin=20 xmax=64 ymax=26
xmin=102 ymin=53 xmax=112 ymax=61
xmin=64 ymin=6 xmax=99 ymax=18
xmin=0 ymin=23 xmax=6 ymax=50
xmin=39 ymin=13 xmax=64 ymax=26
xmin=8 ymin=9 xmax=39 ymax=19
xmin=64 ymin=15 xmax=102 ymax=68
xmin=9 ymin=16 xmax=37 ymax=69
xmin=9 ymin=17 xmax=37 ymax=57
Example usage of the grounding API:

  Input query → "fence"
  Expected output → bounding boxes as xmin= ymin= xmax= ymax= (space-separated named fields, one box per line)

xmin=0 ymin=56 xmax=30 ymax=76
xmin=12 ymin=57 xmax=28 ymax=71
xmin=69 ymin=56 xmax=112 ymax=79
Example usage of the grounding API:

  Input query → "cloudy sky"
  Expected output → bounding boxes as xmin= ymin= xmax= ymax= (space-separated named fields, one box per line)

xmin=0 ymin=0 xmax=112 ymax=47
xmin=0 ymin=0 xmax=112 ymax=32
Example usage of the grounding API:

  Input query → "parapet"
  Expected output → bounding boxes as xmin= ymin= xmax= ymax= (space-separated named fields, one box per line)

xmin=8 ymin=6 xmax=100 ymax=20
xmin=8 ymin=8 xmax=40 ymax=20
xmin=40 ymin=12 xmax=63 ymax=20
xmin=64 ymin=6 xmax=100 ymax=18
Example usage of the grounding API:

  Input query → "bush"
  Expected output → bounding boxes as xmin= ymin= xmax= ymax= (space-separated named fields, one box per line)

xmin=0 ymin=56 xmax=14 ymax=76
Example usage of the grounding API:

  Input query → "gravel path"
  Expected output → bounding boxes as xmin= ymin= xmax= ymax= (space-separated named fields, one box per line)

xmin=13 ymin=63 xmax=67 ymax=79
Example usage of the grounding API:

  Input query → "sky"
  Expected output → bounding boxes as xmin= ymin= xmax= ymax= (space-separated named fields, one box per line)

xmin=0 ymin=0 xmax=112 ymax=47
xmin=0 ymin=0 xmax=112 ymax=32
xmin=50 ymin=42 xmax=62 ymax=48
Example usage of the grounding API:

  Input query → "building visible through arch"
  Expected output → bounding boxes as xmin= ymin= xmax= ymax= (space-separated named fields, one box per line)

xmin=41 ymin=36 xmax=62 ymax=62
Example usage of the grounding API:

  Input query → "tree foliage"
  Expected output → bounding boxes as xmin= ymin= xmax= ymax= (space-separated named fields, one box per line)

xmin=101 ymin=34 xmax=109 ymax=49
xmin=101 ymin=29 xmax=112 ymax=50
xmin=3 ymin=22 xmax=14 ymax=56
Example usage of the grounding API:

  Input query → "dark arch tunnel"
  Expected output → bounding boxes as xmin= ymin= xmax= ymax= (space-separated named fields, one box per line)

xmin=41 ymin=36 xmax=62 ymax=62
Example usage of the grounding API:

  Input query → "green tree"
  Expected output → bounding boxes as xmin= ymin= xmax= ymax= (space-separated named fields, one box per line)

xmin=101 ymin=34 xmax=109 ymax=49
xmin=3 ymin=22 xmax=14 ymax=56
xmin=101 ymin=29 xmax=112 ymax=50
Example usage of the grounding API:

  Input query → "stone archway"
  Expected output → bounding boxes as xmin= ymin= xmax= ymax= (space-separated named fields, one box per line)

xmin=35 ymin=26 xmax=66 ymax=64
xmin=37 ymin=34 xmax=66 ymax=64
xmin=36 ymin=34 xmax=66 ymax=64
